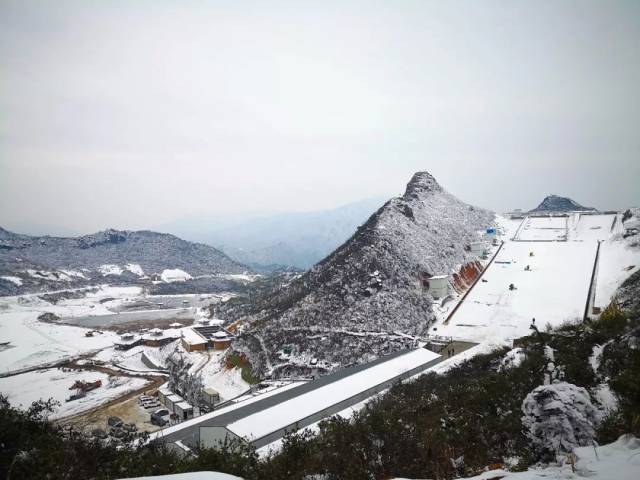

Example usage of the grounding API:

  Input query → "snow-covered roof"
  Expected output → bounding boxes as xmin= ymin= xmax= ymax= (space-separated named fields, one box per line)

xmin=167 ymin=394 xmax=184 ymax=402
xmin=182 ymin=328 xmax=207 ymax=345
xmin=225 ymin=348 xmax=439 ymax=442
xmin=212 ymin=331 xmax=228 ymax=339
xmin=176 ymin=401 xmax=193 ymax=410
xmin=159 ymin=386 xmax=172 ymax=395
xmin=429 ymin=275 xmax=448 ymax=280
xmin=169 ymin=322 xmax=183 ymax=327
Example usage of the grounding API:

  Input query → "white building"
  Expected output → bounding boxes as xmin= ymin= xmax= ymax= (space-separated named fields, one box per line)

xmin=427 ymin=275 xmax=449 ymax=300
xmin=154 ymin=347 xmax=444 ymax=450
xmin=470 ymin=241 xmax=488 ymax=258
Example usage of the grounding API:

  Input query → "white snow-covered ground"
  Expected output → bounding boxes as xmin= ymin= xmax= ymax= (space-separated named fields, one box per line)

xmin=121 ymin=472 xmax=242 ymax=480
xmin=161 ymin=269 xmax=193 ymax=282
xmin=594 ymin=240 xmax=639 ymax=309
xmin=124 ymin=263 xmax=145 ymax=276
xmin=0 ymin=286 xmax=150 ymax=372
xmin=435 ymin=241 xmax=596 ymax=345
xmin=393 ymin=434 xmax=640 ymax=480
xmin=515 ymin=216 xmax=568 ymax=241
xmin=99 ymin=264 xmax=124 ymax=276
xmin=1 ymin=276 xmax=23 ymax=286
xmin=0 ymin=367 xmax=149 ymax=419
xmin=568 ymin=214 xmax=616 ymax=242
xmin=435 ymin=213 xmax=638 ymax=347
xmin=0 ymin=309 xmax=119 ymax=373
xmin=201 ymin=366 xmax=251 ymax=401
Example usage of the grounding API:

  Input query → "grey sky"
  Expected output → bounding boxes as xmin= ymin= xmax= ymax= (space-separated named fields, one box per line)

xmin=1 ymin=0 xmax=639 ymax=234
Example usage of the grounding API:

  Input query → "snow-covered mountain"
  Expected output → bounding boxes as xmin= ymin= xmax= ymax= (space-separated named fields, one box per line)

xmin=157 ymin=197 xmax=386 ymax=270
xmin=0 ymin=227 xmax=248 ymax=295
xmin=217 ymin=172 xmax=495 ymax=372
xmin=530 ymin=195 xmax=596 ymax=213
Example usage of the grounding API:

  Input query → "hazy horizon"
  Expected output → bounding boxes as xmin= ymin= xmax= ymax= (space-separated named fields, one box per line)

xmin=2 ymin=0 xmax=639 ymax=234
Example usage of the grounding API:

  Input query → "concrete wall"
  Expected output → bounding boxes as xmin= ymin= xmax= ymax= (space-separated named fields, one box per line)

xmin=428 ymin=277 xmax=448 ymax=299
xmin=200 ymin=426 xmax=242 ymax=449
xmin=182 ymin=339 xmax=206 ymax=352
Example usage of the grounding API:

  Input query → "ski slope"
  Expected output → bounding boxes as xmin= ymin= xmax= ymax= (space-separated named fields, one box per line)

xmin=437 ymin=213 xmax=637 ymax=346
xmin=437 ymin=241 xmax=596 ymax=344
xmin=515 ymin=216 xmax=568 ymax=241
xmin=568 ymin=213 xmax=616 ymax=242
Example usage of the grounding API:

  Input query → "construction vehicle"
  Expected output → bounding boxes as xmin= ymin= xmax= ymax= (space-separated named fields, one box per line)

xmin=69 ymin=379 xmax=102 ymax=392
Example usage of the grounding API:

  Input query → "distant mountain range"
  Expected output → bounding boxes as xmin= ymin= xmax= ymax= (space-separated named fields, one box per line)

xmin=156 ymin=197 xmax=386 ymax=270
xmin=216 ymin=172 xmax=495 ymax=373
xmin=0 ymin=227 xmax=248 ymax=295
xmin=529 ymin=195 xmax=596 ymax=213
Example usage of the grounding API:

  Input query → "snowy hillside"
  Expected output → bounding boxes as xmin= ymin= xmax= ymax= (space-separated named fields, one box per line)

xmin=0 ymin=227 xmax=248 ymax=295
xmin=219 ymin=172 xmax=495 ymax=372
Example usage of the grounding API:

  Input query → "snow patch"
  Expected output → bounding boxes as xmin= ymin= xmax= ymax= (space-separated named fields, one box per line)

xmin=120 ymin=471 xmax=242 ymax=480
xmin=59 ymin=269 xmax=87 ymax=279
xmin=592 ymin=383 xmax=618 ymax=414
xmin=412 ymin=434 xmax=640 ymax=480
xmin=98 ymin=264 xmax=124 ymax=276
xmin=124 ymin=263 xmax=145 ymax=276
xmin=25 ymin=269 xmax=73 ymax=282
xmin=1 ymin=276 xmax=22 ymax=286
xmin=500 ymin=347 xmax=526 ymax=371
xmin=0 ymin=368 xmax=148 ymax=419
xmin=161 ymin=269 xmax=192 ymax=283
xmin=589 ymin=344 xmax=605 ymax=373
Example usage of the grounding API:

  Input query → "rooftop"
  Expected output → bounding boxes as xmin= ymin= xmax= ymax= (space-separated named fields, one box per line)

xmin=158 ymin=347 xmax=443 ymax=448
xmin=182 ymin=328 xmax=207 ymax=345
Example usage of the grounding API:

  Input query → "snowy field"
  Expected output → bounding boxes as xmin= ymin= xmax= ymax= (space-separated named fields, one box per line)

xmin=0 ymin=368 xmax=149 ymax=419
xmin=0 ymin=286 xmax=144 ymax=372
xmin=0 ymin=285 xmax=221 ymax=373
xmin=568 ymin=213 xmax=616 ymax=242
xmin=515 ymin=216 xmax=568 ymax=241
xmin=0 ymin=282 xmax=245 ymax=425
xmin=0 ymin=309 xmax=119 ymax=373
xmin=436 ymin=213 xmax=638 ymax=347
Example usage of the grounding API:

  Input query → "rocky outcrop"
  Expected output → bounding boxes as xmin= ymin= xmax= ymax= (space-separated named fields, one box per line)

xmin=220 ymin=172 xmax=495 ymax=373
xmin=530 ymin=195 xmax=596 ymax=213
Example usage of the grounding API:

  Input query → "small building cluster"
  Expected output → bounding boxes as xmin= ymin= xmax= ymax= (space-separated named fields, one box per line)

xmin=114 ymin=329 xmax=180 ymax=350
xmin=157 ymin=346 xmax=444 ymax=450
xmin=157 ymin=386 xmax=195 ymax=422
xmin=181 ymin=325 xmax=235 ymax=352
xmin=155 ymin=383 xmax=222 ymax=425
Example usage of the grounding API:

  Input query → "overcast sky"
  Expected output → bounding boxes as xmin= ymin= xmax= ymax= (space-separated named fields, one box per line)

xmin=1 ymin=0 xmax=639 ymax=235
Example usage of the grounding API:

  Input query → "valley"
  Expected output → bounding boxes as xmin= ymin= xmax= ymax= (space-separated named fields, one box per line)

xmin=0 ymin=174 xmax=638 ymax=479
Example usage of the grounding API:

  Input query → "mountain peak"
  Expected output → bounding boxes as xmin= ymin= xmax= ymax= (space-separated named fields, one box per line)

xmin=403 ymin=172 xmax=443 ymax=200
xmin=530 ymin=195 xmax=596 ymax=213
